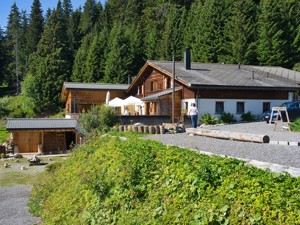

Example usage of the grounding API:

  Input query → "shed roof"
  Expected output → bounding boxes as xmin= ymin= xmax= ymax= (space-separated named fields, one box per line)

xmin=63 ymin=82 xmax=129 ymax=91
xmin=6 ymin=118 xmax=78 ymax=131
xmin=128 ymin=61 xmax=300 ymax=93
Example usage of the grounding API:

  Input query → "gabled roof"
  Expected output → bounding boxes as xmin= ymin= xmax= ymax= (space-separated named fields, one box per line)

xmin=128 ymin=61 xmax=300 ymax=93
xmin=142 ymin=87 xmax=182 ymax=101
xmin=61 ymin=82 xmax=129 ymax=102
xmin=6 ymin=118 xmax=78 ymax=131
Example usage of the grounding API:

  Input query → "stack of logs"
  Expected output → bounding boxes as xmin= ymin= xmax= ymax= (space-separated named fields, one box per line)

xmin=118 ymin=125 xmax=165 ymax=134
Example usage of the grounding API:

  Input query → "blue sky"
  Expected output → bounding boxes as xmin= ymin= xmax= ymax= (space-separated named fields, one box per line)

xmin=0 ymin=0 xmax=106 ymax=29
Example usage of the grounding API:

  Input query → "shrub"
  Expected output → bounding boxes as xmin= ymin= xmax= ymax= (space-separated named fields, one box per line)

xmin=291 ymin=118 xmax=300 ymax=132
xmin=200 ymin=113 xmax=219 ymax=125
xmin=220 ymin=112 xmax=236 ymax=123
xmin=240 ymin=111 xmax=256 ymax=122
xmin=0 ymin=95 xmax=36 ymax=118
xmin=79 ymin=104 xmax=118 ymax=136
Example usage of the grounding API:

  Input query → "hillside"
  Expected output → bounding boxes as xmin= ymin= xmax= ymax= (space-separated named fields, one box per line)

xmin=30 ymin=135 xmax=300 ymax=224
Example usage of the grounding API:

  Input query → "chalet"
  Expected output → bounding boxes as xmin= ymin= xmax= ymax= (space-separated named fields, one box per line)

xmin=61 ymin=82 xmax=129 ymax=118
xmin=6 ymin=118 xmax=80 ymax=154
xmin=127 ymin=49 xmax=300 ymax=122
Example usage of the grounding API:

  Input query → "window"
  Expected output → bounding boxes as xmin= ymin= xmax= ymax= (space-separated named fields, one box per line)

xmin=237 ymin=102 xmax=244 ymax=114
xmin=263 ymin=102 xmax=270 ymax=112
xmin=215 ymin=102 xmax=224 ymax=114
xmin=165 ymin=77 xmax=171 ymax=89
xmin=150 ymin=81 xmax=157 ymax=91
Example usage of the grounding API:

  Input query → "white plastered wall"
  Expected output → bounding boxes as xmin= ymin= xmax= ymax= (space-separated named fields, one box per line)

xmin=182 ymin=94 xmax=292 ymax=121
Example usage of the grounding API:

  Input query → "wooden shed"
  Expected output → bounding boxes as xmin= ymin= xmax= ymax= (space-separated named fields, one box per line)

xmin=6 ymin=118 xmax=79 ymax=154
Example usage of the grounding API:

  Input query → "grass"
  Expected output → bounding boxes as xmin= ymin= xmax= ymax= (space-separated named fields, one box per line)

xmin=0 ymin=156 xmax=67 ymax=186
xmin=0 ymin=124 xmax=9 ymax=144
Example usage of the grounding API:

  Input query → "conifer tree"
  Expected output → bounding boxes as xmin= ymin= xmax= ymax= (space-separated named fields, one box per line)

xmin=24 ymin=0 xmax=71 ymax=113
xmin=160 ymin=4 xmax=186 ymax=60
xmin=0 ymin=27 xmax=7 ymax=85
xmin=27 ymin=0 xmax=44 ymax=55
xmin=71 ymin=34 xmax=92 ymax=82
xmin=257 ymin=0 xmax=287 ymax=66
xmin=79 ymin=0 xmax=99 ymax=35
xmin=85 ymin=28 xmax=108 ymax=82
xmin=6 ymin=2 xmax=22 ymax=92
xmin=191 ymin=0 xmax=233 ymax=63
xmin=226 ymin=0 xmax=258 ymax=64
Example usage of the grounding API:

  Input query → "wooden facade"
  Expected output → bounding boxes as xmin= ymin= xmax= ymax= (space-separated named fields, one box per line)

xmin=10 ymin=130 xmax=77 ymax=154
xmin=130 ymin=67 xmax=188 ymax=121
xmin=66 ymin=90 xmax=127 ymax=114
xmin=61 ymin=83 xmax=128 ymax=118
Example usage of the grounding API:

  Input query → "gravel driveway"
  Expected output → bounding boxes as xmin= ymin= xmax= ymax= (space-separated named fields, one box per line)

xmin=145 ymin=122 xmax=300 ymax=175
xmin=0 ymin=185 xmax=40 ymax=225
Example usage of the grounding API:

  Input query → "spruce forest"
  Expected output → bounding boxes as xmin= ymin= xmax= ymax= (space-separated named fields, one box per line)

xmin=0 ymin=0 xmax=300 ymax=116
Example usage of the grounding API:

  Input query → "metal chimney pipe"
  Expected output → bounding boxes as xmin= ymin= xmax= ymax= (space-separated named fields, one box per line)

xmin=252 ymin=70 xmax=255 ymax=79
xmin=128 ymin=75 xmax=131 ymax=84
xmin=184 ymin=48 xmax=191 ymax=70
xmin=238 ymin=63 xmax=241 ymax=69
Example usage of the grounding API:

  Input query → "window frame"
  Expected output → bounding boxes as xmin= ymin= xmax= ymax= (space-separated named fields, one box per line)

xmin=215 ymin=101 xmax=224 ymax=114
xmin=236 ymin=102 xmax=245 ymax=114
xmin=262 ymin=102 xmax=271 ymax=113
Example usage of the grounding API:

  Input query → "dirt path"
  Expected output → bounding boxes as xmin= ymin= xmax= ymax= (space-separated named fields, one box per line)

xmin=0 ymin=185 xmax=41 ymax=225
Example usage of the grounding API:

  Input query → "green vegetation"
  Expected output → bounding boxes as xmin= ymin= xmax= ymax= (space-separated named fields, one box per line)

xmin=220 ymin=112 xmax=237 ymax=123
xmin=0 ymin=125 xmax=9 ymax=143
xmin=200 ymin=113 xmax=219 ymax=125
xmin=241 ymin=111 xmax=257 ymax=122
xmin=0 ymin=157 xmax=66 ymax=186
xmin=1 ymin=0 xmax=300 ymax=116
xmin=30 ymin=136 xmax=300 ymax=224
xmin=291 ymin=118 xmax=300 ymax=132
xmin=78 ymin=104 xmax=118 ymax=137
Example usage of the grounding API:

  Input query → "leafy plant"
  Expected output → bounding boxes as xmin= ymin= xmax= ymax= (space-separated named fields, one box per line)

xmin=78 ymin=104 xmax=118 ymax=136
xmin=220 ymin=112 xmax=237 ymax=123
xmin=200 ymin=113 xmax=219 ymax=125
xmin=291 ymin=118 xmax=300 ymax=132
xmin=240 ymin=111 xmax=256 ymax=122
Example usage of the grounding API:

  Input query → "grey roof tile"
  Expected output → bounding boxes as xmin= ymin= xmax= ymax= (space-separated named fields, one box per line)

xmin=64 ymin=82 xmax=129 ymax=91
xmin=148 ymin=61 xmax=300 ymax=89
xmin=6 ymin=118 xmax=78 ymax=130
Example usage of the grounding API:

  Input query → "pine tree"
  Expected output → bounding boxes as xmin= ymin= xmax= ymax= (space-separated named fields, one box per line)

xmin=104 ymin=23 xmax=134 ymax=83
xmin=79 ymin=0 xmax=98 ymax=35
xmin=257 ymin=0 xmax=287 ymax=66
xmin=27 ymin=0 xmax=44 ymax=54
xmin=0 ymin=26 xmax=7 ymax=85
xmin=24 ymin=0 xmax=72 ymax=113
xmin=160 ymin=4 xmax=186 ymax=60
xmin=6 ymin=2 xmax=22 ymax=92
xmin=85 ymin=28 xmax=108 ymax=82
xmin=71 ymin=33 xmax=92 ymax=82
xmin=226 ymin=0 xmax=258 ymax=64
xmin=191 ymin=0 xmax=233 ymax=63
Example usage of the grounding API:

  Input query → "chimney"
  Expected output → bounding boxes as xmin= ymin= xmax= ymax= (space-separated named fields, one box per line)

xmin=128 ymin=75 xmax=131 ymax=84
xmin=238 ymin=63 xmax=241 ymax=69
xmin=252 ymin=70 xmax=255 ymax=79
xmin=184 ymin=48 xmax=191 ymax=70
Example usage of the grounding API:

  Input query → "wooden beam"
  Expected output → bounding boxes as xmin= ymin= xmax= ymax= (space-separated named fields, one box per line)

xmin=186 ymin=128 xmax=270 ymax=143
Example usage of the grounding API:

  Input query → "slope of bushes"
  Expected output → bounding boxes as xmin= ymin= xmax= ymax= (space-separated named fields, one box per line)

xmin=29 ymin=135 xmax=300 ymax=224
